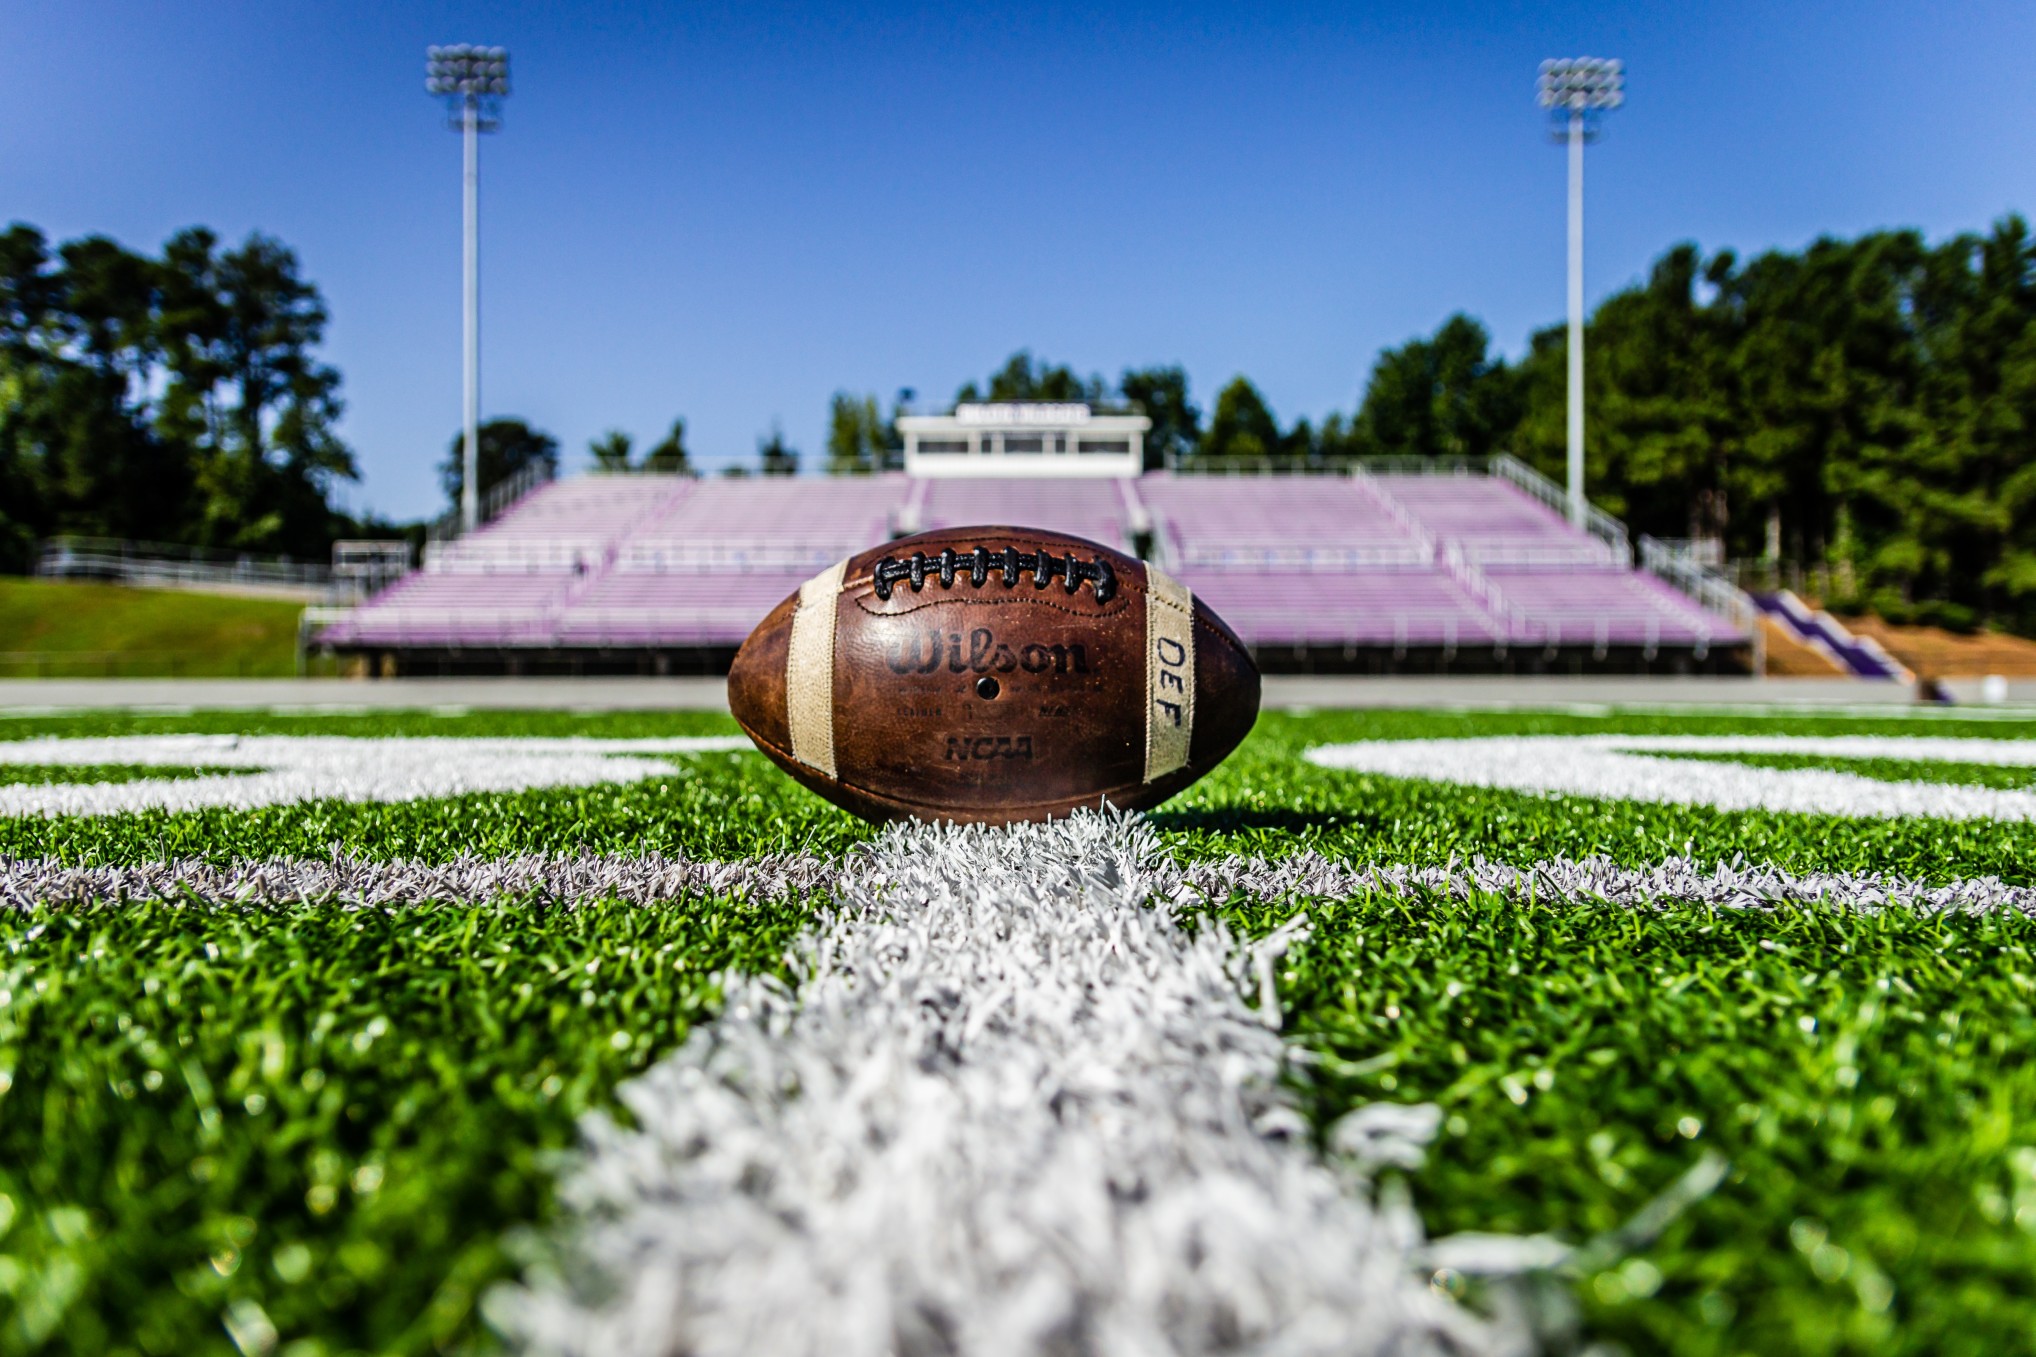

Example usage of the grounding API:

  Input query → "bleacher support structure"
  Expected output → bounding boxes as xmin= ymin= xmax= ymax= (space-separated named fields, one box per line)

xmin=313 ymin=465 xmax=1753 ymax=676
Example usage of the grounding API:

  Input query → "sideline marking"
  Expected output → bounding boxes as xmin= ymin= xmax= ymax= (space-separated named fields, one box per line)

xmin=0 ymin=735 xmax=752 ymax=817
xmin=10 ymin=846 xmax=2033 ymax=914
xmin=1306 ymin=734 xmax=2036 ymax=822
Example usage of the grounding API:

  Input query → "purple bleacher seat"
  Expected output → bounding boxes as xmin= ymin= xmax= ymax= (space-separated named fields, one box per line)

xmin=553 ymin=571 xmax=804 ymax=646
xmin=1371 ymin=472 xmax=1616 ymax=564
xmin=913 ymin=478 xmax=1136 ymax=549
xmin=1483 ymin=565 xmax=1733 ymax=646
xmin=632 ymin=476 xmax=902 ymax=546
xmin=424 ymin=476 xmax=694 ymax=574
xmin=317 ymin=572 xmax=569 ymax=646
xmin=327 ymin=475 xmax=905 ymax=650
xmin=1140 ymin=473 xmax=1426 ymax=566
xmin=1175 ymin=568 xmax=1500 ymax=648
xmin=318 ymin=469 xmax=1745 ymax=657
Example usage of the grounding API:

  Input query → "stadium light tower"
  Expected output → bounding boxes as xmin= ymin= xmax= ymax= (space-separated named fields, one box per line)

xmin=1537 ymin=56 xmax=1622 ymax=530
xmin=426 ymin=45 xmax=510 ymax=533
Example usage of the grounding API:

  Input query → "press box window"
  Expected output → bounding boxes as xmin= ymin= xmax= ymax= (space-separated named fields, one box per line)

xmin=1003 ymin=435 xmax=1045 ymax=454
xmin=1077 ymin=438 xmax=1131 ymax=454
xmin=918 ymin=438 xmax=969 ymax=454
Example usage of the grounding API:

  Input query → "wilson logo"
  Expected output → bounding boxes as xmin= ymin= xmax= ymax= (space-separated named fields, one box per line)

xmin=888 ymin=627 xmax=1092 ymax=677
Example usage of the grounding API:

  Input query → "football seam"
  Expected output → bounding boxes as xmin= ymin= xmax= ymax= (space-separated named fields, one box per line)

xmin=847 ymin=590 xmax=1131 ymax=621
xmin=844 ymin=578 xmax=1254 ymax=666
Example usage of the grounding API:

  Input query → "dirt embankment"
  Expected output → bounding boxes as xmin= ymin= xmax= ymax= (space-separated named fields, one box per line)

xmin=1757 ymin=617 xmax=1847 ymax=677
xmin=1837 ymin=616 xmax=2036 ymax=678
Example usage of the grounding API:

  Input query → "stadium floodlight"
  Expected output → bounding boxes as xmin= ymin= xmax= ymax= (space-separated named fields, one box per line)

xmin=426 ymin=45 xmax=511 ymax=533
xmin=1537 ymin=57 xmax=1622 ymax=530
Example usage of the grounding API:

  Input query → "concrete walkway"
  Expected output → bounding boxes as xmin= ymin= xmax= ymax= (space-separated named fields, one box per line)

xmin=1 ymin=674 xmax=2031 ymax=714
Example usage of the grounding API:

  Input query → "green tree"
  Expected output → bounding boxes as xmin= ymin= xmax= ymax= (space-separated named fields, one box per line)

xmin=1510 ymin=246 xmax=1739 ymax=538
xmin=0 ymin=226 xmax=196 ymax=550
xmin=642 ymin=418 xmax=691 ymax=475
xmin=957 ymin=351 xmax=1105 ymax=405
xmin=1850 ymin=218 xmax=2036 ymax=627
xmin=1352 ymin=314 xmax=1522 ymax=462
xmin=158 ymin=229 xmax=356 ymax=552
xmin=439 ymin=418 xmax=559 ymax=512
xmin=1200 ymin=377 xmax=1282 ymax=463
xmin=1119 ymin=366 xmax=1200 ymax=470
xmin=0 ymin=219 xmax=368 ymax=564
xmin=589 ymin=430 xmax=633 ymax=473
xmin=758 ymin=424 xmax=798 ymax=477
xmin=827 ymin=393 xmax=886 ymax=474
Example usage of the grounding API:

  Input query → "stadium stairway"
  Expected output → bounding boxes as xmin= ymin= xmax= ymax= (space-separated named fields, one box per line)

xmin=1750 ymin=591 xmax=1911 ymax=681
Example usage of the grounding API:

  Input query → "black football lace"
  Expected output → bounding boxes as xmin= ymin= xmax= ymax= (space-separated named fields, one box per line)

xmin=871 ymin=547 xmax=1117 ymax=603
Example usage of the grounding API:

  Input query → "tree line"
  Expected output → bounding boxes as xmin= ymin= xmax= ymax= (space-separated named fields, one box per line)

xmin=1318 ymin=216 xmax=2036 ymax=633
xmin=819 ymin=353 xmax=1203 ymax=475
xmin=8 ymin=213 xmax=2035 ymax=632
xmin=0 ymin=223 xmax=362 ymax=572
xmin=821 ymin=217 xmax=2035 ymax=633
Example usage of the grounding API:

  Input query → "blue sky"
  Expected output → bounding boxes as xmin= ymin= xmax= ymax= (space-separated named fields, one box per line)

xmin=5 ymin=1 xmax=2034 ymax=520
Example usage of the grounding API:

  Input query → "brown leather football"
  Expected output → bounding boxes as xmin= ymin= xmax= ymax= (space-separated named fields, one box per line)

xmin=727 ymin=525 xmax=1260 ymax=825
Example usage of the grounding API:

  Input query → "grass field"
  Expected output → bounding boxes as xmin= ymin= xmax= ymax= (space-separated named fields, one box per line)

xmin=3 ymin=703 xmax=2035 ymax=1355
xmin=0 ymin=579 xmax=307 ymax=678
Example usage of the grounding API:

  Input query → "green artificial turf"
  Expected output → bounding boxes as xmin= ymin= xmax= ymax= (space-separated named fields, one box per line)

xmin=4 ymin=703 xmax=2036 ymax=1356
xmin=0 ymin=766 xmax=238 ymax=788
xmin=0 ymin=892 xmax=812 ymax=1356
xmin=1152 ymin=711 xmax=2036 ymax=884
xmin=4 ymin=708 xmax=2036 ymax=883
xmin=1216 ymin=889 xmax=2036 ymax=1357
xmin=0 ymin=579 xmax=308 ymax=679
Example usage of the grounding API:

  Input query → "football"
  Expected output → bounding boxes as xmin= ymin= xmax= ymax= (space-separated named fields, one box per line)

xmin=727 ymin=525 xmax=1261 ymax=824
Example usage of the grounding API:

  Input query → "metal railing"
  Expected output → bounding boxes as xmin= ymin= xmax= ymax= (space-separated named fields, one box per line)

xmin=1437 ymin=543 xmax=1524 ymax=637
xmin=1346 ymin=465 xmax=1440 ymax=557
xmin=1161 ymin=454 xmax=1352 ymax=475
xmin=1349 ymin=454 xmax=1484 ymax=475
xmin=1722 ymin=558 xmax=1858 ymax=602
xmin=330 ymin=540 xmax=413 ymax=600
xmin=35 ymin=536 xmax=336 ymax=597
xmin=1638 ymin=536 xmax=1747 ymax=616
xmin=1637 ymin=534 xmax=1762 ymax=666
xmin=425 ymin=459 xmax=558 ymax=543
xmin=1489 ymin=453 xmax=1631 ymax=561
xmin=1173 ymin=543 xmax=1434 ymax=569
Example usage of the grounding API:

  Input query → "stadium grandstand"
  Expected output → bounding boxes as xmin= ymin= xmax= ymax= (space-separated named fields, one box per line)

xmin=313 ymin=406 xmax=1753 ymax=676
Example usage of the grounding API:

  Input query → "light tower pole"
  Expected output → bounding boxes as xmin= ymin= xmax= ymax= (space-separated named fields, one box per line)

xmin=426 ymin=45 xmax=510 ymax=533
xmin=1536 ymin=56 xmax=1622 ymax=529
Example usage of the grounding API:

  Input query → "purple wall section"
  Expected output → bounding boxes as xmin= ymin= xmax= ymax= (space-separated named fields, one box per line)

xmin=319 ymin=471 xmax=1747 ymax=653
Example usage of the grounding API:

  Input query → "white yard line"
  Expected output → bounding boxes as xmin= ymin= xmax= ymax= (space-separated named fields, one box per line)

xmin=1307 ymin=735 xmax=2036 ymax=822
xmin=0 ymin=851 xmax=838 ymax=911
xmin=7 ymin=847 xmax=2031 ymax=915
xmin=0 ymin=735 xmax=752 ymax=816
xmin=1167 ymin=852 xmax=2036 ymax=915
xmin=487 ymin=814 xmax=1514 ymax=1357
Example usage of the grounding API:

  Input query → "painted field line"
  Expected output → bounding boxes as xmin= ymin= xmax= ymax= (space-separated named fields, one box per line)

xmin=7 ymin=850 xmax=2030 ymax=915
xmin=0 ymin=852 xmax=836 ymax=911
xmin=0 ymin=735 xmax=753 ymax=816
xmin=1308 ymin=734 xmax=2036 ymax=822
xmin=487 ymin=813 xmax=1516 ymax=1357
